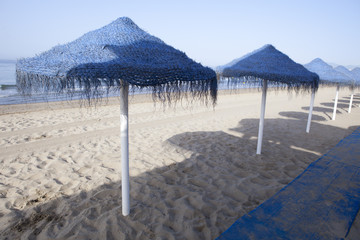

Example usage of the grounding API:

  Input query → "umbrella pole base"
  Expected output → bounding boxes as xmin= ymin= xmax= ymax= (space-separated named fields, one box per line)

xmin=306 ymin=89 xmax=315 ymax=133
xmin=348 ymin=94 xmax=354 ymax=113
xmin=332 ymin=85 xmax=339 ymax=121
xmin=256 ymin=80 xmax=267 ymax=155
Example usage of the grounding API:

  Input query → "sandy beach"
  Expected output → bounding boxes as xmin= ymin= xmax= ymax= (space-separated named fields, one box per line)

xmin=0 ymin=86 xmax=359 ymax=239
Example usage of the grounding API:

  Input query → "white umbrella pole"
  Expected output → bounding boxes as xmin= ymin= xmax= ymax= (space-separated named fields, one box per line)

xmin=256 ymin=79 xmax=267 ymax=155
xmin=306 ymin=88 xmax=316 ymax=133
xmin=348 ymin=91 xmax=354 ymax=113
xmin=332 ymin=85 xmax=339 ymax=120
xmin=120 ymin=82 xmax=130 ymax=216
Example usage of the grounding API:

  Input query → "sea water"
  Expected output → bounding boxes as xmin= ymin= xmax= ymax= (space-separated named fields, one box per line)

xmin=0 ymin=61 xmax=100 ymax=105
xmin=0 ymin=61 xmax=73 ymax=105
xmin=0 ymin=61 xmax=20 ymax=105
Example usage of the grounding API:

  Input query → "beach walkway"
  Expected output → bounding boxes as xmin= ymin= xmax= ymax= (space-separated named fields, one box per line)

xmin=216 ymin=127 xmax=360 ymax=240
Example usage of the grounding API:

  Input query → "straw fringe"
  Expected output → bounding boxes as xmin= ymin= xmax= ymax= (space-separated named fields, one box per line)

xmin=220 ymin=76 xmax=318 ymax=94
xmin=16 ymin=70 xmax=217 ymax=106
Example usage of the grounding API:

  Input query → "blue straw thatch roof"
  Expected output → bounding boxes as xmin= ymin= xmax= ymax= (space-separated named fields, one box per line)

xmin=219 ymin=44 xmax=319 ymax=91
xmin=304 ymin=58 xmax=353 ymax=86
xmin=16 ymin=17 xmax=217 ymax=104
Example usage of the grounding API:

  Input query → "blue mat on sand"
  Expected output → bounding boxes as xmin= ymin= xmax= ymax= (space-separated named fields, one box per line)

xmin=216 ymin=127 xmax=360 ymax=240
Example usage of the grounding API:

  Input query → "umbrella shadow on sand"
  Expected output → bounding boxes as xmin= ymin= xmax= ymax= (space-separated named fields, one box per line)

xmin=301 ymin=106 xmax=338 ymax=120
xmin=227 ymin=118 xmax=357 ymax=158
xmin=302 ymin=95 xmax=360 ymax=120
xmin=301 ymin=94 xmax=357 ymax=120
xmin=320 ymin=102 xmax=349 ymax=111
xmin=338 ymin=99 xmax=360 ymax=104
xmin=278 ymin=111 xmax=327 ymax=121
xmin=1 ymin=114 xmax=358 ymax=239
xmin=344 ymin=96 xmax=360 ymax=101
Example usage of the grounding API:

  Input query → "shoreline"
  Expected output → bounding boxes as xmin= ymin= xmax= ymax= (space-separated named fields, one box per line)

xmin=0 ymin=81 xmax=283 ymax=108
xmin=0 ymin=88 xmax=261 ymax=115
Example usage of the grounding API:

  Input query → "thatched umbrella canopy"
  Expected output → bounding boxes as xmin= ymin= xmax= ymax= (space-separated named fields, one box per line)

xmin=219 ymin=44 xmax=319 ymax=154
xmin=221 ymin=44 xmax=319 ymax=91
xmin=16 ymin=17 xmax=217 ymax=216
xmin=304 ymin=58 xmax=353 ymax=119
xmin=17 ymin=17 xmax=217 ymax=104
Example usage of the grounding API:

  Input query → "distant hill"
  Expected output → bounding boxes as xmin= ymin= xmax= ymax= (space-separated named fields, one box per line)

xmin=334 ymin=65 xmax=357 ymax=81
xmin=0 ymin=59 xmax=16 ymax=64
xmin=328 ymin=63 xmax=360 ymax=70
xmin=351 ymin=67 xmax=360 ymax=82
xmin=346 ymin=65 xmax=360 ymax=70
xmin=304 ymin=58 xmax=352 ymax=84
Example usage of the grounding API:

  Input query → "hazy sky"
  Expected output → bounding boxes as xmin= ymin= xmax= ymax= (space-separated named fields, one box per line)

xmin=1 ymin=0 xmax=359 ymax=68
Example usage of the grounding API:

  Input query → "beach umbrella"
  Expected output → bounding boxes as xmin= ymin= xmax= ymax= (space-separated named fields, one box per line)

xmin=334 ymin=65 xmax=359 ymax=113
xmin=16 ymin=17 xmax=217 ymax=216
xmin=351 ymin=68 xmax=360 ymax=108
xmin=304 ymin=58 xmax=353 ymax=120
xmin=219 ymin=44 xmax=319 ymax=154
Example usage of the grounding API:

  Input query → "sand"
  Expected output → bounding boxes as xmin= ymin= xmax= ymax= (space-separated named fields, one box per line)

xmin=0 ymin=86 xmax=359 ymax=239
